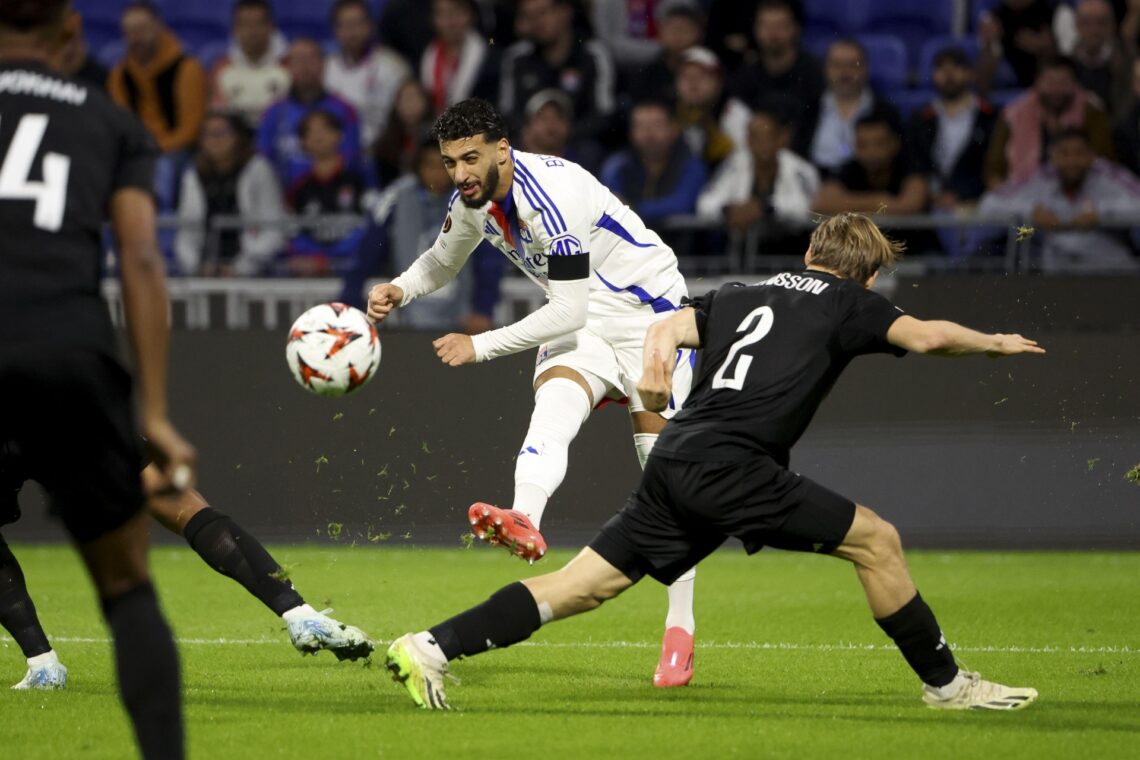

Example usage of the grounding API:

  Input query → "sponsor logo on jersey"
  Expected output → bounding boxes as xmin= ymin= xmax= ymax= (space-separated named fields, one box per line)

xmin=549 ymin=233 xmax=583 ymax=257
xmin=764 ymin=272 xmax=830 ymax=295
xmin=442 ymin=214 xmax=452 ymax=233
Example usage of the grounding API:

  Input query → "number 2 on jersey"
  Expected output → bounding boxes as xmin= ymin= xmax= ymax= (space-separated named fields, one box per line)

xmin=0 ymin=114 xmax=70 ymax=232
xmin=711 ymin=306 xmax=774 ymax=391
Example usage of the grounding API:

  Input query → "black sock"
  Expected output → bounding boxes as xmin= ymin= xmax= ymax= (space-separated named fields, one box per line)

xmin=183 ymin=508 xmax=304 ymax=616
xmin=875 ymin=592 xmax=959 ymax=687
xmin=102 ymin=582 xmax=183 ymax=760
xmin=429 ymin=582 xmax=542 ymax=660
xmin=0 ymin=537 xmax=52 ymax=658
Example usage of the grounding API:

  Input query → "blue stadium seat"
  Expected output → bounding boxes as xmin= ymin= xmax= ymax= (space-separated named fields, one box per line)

xmin=857 ymin=34 xmax=909 ymax=91
xmin=864 ymin=0 xmax=955 ymax=64
xmin=96 ymin=40 xmax=125 ymax=69
xmin=277 ymin=0 xmax=334 ymax=40
xmin=195 ymin=40 xmax=232 ymax=72
xmin=987 ymin=88 xmax=1025 ymax=110
xmin=888 ymin=88 xmax=936 ymax=121
xmin=918 ymin=35 xmax=1019 ymax=88
xmin=164 ymin=8 xmax=229 ymax=50
xmin=802 ymin=0 xmax=868 ymax=43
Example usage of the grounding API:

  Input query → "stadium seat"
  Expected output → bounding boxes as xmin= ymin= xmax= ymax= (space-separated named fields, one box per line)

xmin=96 ymin=40 xmax=125 ymax=69
xmin=987 ymin=88 xmax=1025 ymax=110
xmin=195 ymin=40 xmax=232 ymax=72
xmin=164 ymin=8 xmax=229 ymax=50
xmin=864 ymin=0 xmax=955 ymax=64
xmin=857 ymin=34 xmax=909 ymax=91
xmin=918 ymin=35 xmax=1019 ymax=88
xmin=802 ymin=0 xmax=868 ymax=43
xmin=276 ymin=0 xmax=334 ymax=40
xmin=888 ymin=88 xmax=935 ymax=120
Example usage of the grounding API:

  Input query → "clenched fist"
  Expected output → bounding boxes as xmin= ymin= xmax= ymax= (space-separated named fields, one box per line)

xmin=367 ymin=283 xmax=404 ymax=323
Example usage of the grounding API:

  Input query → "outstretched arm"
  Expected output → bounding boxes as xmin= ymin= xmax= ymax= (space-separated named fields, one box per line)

xmin=886 ymin=315 xmax=1045 ymax=357
xmin=637 ymin=308 xmax=701 ymax=413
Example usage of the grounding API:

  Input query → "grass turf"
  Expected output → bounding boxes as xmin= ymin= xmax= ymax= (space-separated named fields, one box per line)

xmin=1 ymin=545 xmax=1137 ymax=759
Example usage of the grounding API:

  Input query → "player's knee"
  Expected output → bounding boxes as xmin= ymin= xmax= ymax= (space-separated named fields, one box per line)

xmin=867 ymin=516 xmax=904 ymax=569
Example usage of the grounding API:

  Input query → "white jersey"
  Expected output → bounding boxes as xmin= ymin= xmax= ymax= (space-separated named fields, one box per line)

xmin=392 ymin=149 xmax=686 ymax=362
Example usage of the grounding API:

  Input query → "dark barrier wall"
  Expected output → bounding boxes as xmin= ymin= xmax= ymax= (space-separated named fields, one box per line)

xmin=10 ymin=276 xmax=1140 ymax=547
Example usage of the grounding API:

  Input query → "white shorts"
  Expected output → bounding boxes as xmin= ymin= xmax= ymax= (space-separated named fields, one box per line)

xmin=533 ymin=290 xmax=695 ymax=418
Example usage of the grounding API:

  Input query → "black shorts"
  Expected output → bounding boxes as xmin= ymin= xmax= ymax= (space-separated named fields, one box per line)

xmin=589 ymin=454 xmax=856 ymax=585
xmin=0 ymin=346 xmax=145 ymax=542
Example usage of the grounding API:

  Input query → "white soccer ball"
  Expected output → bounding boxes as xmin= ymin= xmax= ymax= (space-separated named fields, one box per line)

xmin=285 ymin=303 xmax=381 ymax=396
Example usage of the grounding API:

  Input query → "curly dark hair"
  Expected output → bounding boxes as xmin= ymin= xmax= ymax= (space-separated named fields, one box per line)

xmin=430 ymin=98 xmax=509 ymax=144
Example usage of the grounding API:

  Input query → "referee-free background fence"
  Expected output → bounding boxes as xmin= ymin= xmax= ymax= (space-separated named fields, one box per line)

xmin=10 ymin=274 xmax=1139 ymax=549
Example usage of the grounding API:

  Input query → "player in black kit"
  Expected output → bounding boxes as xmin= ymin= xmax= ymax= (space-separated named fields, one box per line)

xmin=384 ymin=212 xmax=1044 ymax=712
xmin=0 ymin=1 xmax=193 ymax=757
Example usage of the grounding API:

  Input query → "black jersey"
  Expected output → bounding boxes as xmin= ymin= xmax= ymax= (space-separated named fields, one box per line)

xmin=653 ymin=270 xmax=907 ymax=465
xmin=0 ymin=61 xmax=157 ymax=350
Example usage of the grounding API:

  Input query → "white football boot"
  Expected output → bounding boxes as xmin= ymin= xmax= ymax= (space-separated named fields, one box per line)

xmin=12 ymin=651 xmax=68 ymax=690
xmin=385 ymin=633 xmax=453 ymax=710
xmin=922 ymin=670 xmax=1038 ymax=711
xmin=284 ymin=605 xmax=374 ymax=661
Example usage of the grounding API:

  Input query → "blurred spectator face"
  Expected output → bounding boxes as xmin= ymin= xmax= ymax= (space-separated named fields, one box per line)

xmin=676 ymin=61 xmax=722 ymax=109
xmin=433 ymin=0 xmax=474 ymax=47
xmin=658 ymin=13 xmax=703 ymax=57
xmin=288 ymin=40 xmax=325 ymax=91
xmin=932 ymin=58 xmax=972 ymax=100
xmin=393 ymin=79 xmax=431 ymax=126
xmin=746 ymin=112 xmax=787 ymax=162
xmin=1050 ymin=135 xmax=1094 ymax=188
xmin=1075 ymin=0 xmax=1115 ymax=51
xmin=854 ymin=121 xmax=900 ymax=173
xmin=416 ymin=144 xmax=452 ymax=194
xmin=825 ymin=42 xmax=867 ymax=99
xmin=199 ymin=115 xmax=239 ymax=166
xmin=518 ymin=0 xmax=569 ymax=47
xmin=630 ymin=104 xmax=679 ymax=163
xmin=234 ymin=4 xmax=274 ymax=60
xmin=334 ymin=2 xmax=373 ymax=59
xmin=301 ymin=112 xmax=343 ymax=161
xmin=1035 ymin=65 xmax=1078 ymax=115
xmin=122 ymin=7 xmax=162 ymax=62
xmin=522 ymin=102 xmax=571 ymax=155
xmin=755 ymin=5 xmax=799 ymax=58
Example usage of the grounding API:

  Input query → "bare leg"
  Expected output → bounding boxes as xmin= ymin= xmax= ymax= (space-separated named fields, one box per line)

xmin=830 ymin=505 xmax=917 ymax=617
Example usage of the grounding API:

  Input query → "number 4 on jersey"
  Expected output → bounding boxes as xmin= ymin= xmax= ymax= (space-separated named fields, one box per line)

xmin=0 ymin=114 xmax=70 ymax=232
xmin=711 ymin=306 xmax=774 ymax=391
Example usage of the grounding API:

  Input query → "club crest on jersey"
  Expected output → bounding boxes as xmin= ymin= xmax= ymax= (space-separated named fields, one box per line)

xmin=442 ymin=214 xmax=452 ymax=233
xmin=549 ymin=234 xmax=582 ymax=257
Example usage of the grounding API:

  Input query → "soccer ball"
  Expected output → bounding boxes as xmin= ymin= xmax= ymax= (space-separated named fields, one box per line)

xmin=286 ymin=303 xmax=381 ymax=396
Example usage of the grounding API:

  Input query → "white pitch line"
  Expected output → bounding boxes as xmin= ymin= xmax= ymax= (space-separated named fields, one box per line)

xmin=2 ymin=637 xmax=1135 ymax=655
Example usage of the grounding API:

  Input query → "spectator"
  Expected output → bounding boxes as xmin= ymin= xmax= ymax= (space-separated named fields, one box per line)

xmin=500 ymin=0 xmax=617 ymax=146
xmin=1125 ymin=0 xmax=1140 ymax=55
xmin=725 ymin=0 xmax=823 ymax=151
xmin=814 ymin=110 xmax=937 ymax=253
xmin=379 ymin=0 xmax=439 ymax=67
xmin=285 ymin=110 xmax=375 ymax=277
xmin=1115 ymin=58 xmax=1140 ymax=173
xmin=705 ymin=0 xmax=766 ymax=72
xmin=373 ymin=79 xmax=436 ymax=186
xmin=600 ymin=100 xmax=708 ymax=225
xmin=61 ymin=13 xmax=107 ymax=90
xmin=905 ymin=47 xmax=999 ymax=209
xmin=518 ymin=88 xmax=605 ymax=171
xmin=175 ymin=112 xmax=286 ymax=277
xmin=326 ymin=0 xmax=412 ymax=152
xmin=984 ymin=56 xmax=1116 ymax=187
xmin=341 ymin=138 xmax=505 ymax=332
xmin=697 ymin=107 xmax=818 ymax=254
xmin=258 ymin=38 xmax=362 ymax=186
xmin=1070 ymin=0 xmax=1135 ymax=116
xmin=108 ymin=1 xmax=207 ymax=155
xmin=979 ymin=127 xmax=1140 ymax=272
xmin=977 ymin=0 xmax=1058 ymax=91
xmin=800 ymin=39 xmax=899 ymax=176
xmin=209 ymin=0 xmax=290 ymax=126
xmin=420 ymin=0 xmax=498 ymax=113
xmin=674 ymin=47 xmax=735 ymax=171
xmin=591 ymin=0 xmax=668 ymax=69
xmin=627 ymin=0 xmax=707 ymax=104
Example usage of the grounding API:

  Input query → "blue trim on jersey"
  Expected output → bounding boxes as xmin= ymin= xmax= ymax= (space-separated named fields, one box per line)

xmin=594 ymin=270 xmax=678 ymax=314
xmin=447 ymin=190 xmax=459 ymax=210
xmin=514 ymin=159 xmax=567 ymax=233
xmin=595 ymin=212 xmax=655 ymax=248
xmin=513 ymin=173 xmax=555 ymax=237
xmin=498 ymin=182 xmax=524 ymax=247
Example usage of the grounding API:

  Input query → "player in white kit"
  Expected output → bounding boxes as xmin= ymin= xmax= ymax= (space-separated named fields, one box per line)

xmin=367 ymin=99 xmax=698 ymax=686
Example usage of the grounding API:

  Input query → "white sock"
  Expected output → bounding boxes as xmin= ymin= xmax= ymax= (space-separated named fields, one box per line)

xmin=512 ymin=378 xmax=592 ymax=527
xmin=27 ymin=650 xmax=60 ymax=667
xmin=665 ymin=567 xmax=696 ymax=634
xmin=281 ymin=603 xmax=317 ymax=622
xmin=927 ymin=669 xmax=967 ymax=698
xmin=632 ymin=432 xmax=657 ymax=468
xmin=413 ymin=631 xmax=449 ymax=666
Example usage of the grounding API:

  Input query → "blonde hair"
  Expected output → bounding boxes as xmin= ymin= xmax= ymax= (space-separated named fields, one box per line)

xmin=808 ymin=212 xmax=904 ymax=283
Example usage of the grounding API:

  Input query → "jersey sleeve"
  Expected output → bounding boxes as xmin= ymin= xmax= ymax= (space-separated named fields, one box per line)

xmin=111 ymin=107 xmax=160 ymax=194
xmin=836 ymin=288 xmax=907 ymax=357
xmin=391 ymin=197 xmax=485 ymax=305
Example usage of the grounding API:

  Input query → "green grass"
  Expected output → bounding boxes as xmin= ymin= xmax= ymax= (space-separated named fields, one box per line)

xmin=2 ymin=546 xmax=1138 ymax=759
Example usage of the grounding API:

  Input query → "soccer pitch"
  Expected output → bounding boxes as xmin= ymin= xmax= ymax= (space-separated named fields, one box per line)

xmin=2 ymin=545 xmax=1136 ymax=759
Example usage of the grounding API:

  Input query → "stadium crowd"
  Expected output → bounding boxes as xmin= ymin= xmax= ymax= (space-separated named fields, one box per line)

xmin=70 ymin=0 xmax=1140 ymax=323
